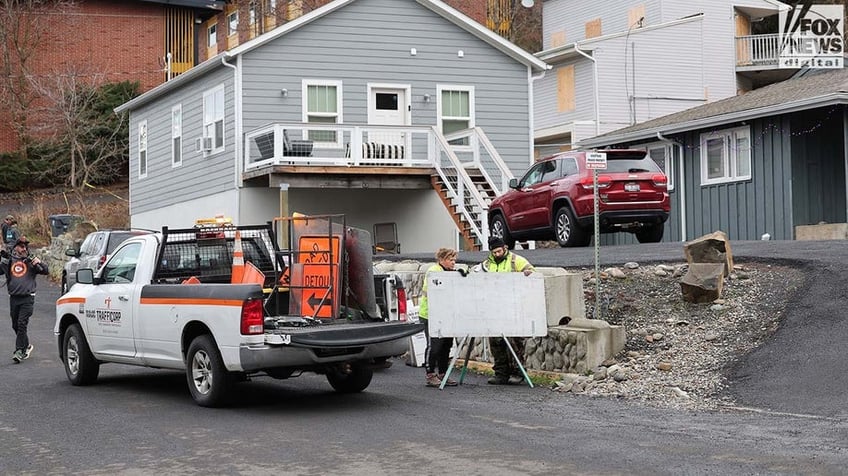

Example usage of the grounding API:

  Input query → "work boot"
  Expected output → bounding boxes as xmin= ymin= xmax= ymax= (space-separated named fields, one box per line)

xmin=487 ymin=375 xmax=510 ymax=385
xmin=23 ymin=344 xmax=33 ymax=360
xmin=438 ymin=373 xmax=458 ymax=386
xmin=425 ymin=372 xmax=441 ymax=387
xmin=508 ymin=375 xmax=525 ymax=385
xmin=12 ymin=350 xmax=23 ymax=364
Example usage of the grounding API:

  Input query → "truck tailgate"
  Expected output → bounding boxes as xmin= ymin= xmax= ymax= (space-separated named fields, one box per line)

xmin=265 ymin=321 xmax=423 ymax=347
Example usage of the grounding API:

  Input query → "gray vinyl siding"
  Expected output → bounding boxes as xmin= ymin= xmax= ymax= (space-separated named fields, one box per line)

xmin=542 ymin=0 xmax=662 ymax=49
xmin=790 ymin=109 xmax=846 ymax=229
xmin=128 ymin=66 xmax=236 ymax=216
xmin=240 ymin=0 xmax=532 ymax=174
xmin=592 ymin=20 xmax=707 ymax=135
xmin=676 ymin=119 xmax=792 ymax=241
xmin=533 ymin=58 xmax=594 ymax=132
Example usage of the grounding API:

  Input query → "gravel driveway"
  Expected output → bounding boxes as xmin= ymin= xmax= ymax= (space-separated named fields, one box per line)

xmin=399 ymin=239 xmax=848 ymax=419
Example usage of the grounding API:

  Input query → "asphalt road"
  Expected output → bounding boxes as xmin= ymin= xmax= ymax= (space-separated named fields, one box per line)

xmin=0 ymin=241 xmax=846 ymax=474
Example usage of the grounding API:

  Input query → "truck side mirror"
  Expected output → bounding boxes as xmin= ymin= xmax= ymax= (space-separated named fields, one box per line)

xmin=76 ymin=268 xmax=95 ymax=285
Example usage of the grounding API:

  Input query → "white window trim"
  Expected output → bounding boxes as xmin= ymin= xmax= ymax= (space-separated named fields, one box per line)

xmin=436 ymin=84 xmax=475 ymax=151
xmin=171 ymin=104 xmax=182 ymax=168
xmin=207 ymin=24 xmax=217 ymax=47
xmin=641 ymin=141 xmax=674 ymax=191
xmin=228 ymin=11 xmax=239 ymax=37
xmin=138 ymin=120 xmax=148 ymax=179
xmin=202 ymin=84 xmax=225 ymax=156
xmin=302 ymin=79 xmax=343 ymax=149
xmin=699 ymin=126 xmax=752 ymax=186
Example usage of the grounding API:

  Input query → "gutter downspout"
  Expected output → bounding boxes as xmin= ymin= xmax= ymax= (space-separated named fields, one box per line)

xmin=574 ymin=43 xmax=600 ymax=137
xmin=529 ymin=66 xmax=549 ymax=166
xmin=657 ymin=131 xmax=686 ymax=241
xmin=221 ymin=53 xmax=242 ymax=219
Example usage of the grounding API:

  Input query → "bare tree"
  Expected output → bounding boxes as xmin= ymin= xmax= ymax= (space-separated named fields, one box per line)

xmin=487 ymin=0 xmax=542 ymax=53
xmin=0 ymin=0 xmax=76 ymax=159
xmin=30 ymin=67 xmax=132 ymax=189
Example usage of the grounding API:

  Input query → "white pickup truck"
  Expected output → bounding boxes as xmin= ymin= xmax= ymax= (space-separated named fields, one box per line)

xmin=55 ymin=218 xmax=422 ymax=407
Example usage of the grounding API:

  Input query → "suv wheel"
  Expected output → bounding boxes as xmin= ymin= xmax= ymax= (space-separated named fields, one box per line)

xmin=555 ymin=206 xmax=591 ymax=247
xmin=490 ymin=214 xmax=516 ymax=249
xmin=635 ymin=224 xmax=664 ymax=243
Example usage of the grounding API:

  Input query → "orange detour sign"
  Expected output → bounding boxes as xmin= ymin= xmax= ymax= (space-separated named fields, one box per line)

xmin=231 ymin=230 xmax=245 ymax=284
xmin=296 ymin=235 xmax=341 ymax=318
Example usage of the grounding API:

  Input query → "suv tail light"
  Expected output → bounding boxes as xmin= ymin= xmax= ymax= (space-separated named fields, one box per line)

xmin=651 ymin=174 xmax=668 ymax=188
xmin=99 ymin=255 xmax=107 ymax=267
xmin=579 ymin=175 xmax=612 ymax=190
xmin=396 ymin=287 xmax=408 ymax=322
xmin=240 ymin=299 xmax=264 ymax=335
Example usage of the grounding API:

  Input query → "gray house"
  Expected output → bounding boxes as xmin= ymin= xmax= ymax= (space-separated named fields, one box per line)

xmin=580 ymin=68 xmax=848 ymax=243
xmin=115 ymin=0 xmax=548 ymax=253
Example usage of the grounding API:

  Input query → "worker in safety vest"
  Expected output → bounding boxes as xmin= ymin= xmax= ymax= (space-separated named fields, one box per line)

xmin=419 ymin=248 xmax=465 ymax=387
xmin=478 ymin=236 xmax=535 ymax=385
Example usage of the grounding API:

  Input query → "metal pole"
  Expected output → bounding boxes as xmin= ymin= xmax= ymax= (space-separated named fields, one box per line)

xmin=593 ymin=169 xmax=600 ymax=319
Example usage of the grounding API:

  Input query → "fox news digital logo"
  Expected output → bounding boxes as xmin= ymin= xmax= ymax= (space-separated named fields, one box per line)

xmin=779 ymin=3 xmax=844 ymax=68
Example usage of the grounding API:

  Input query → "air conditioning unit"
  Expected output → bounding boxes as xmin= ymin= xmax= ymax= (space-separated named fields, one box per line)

xmin=195 ymin=137 xmax=213 ymax=152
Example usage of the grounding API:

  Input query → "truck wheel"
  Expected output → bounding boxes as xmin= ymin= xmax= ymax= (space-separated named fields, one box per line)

xmin=186 ymin=335 xmax=232 ymax=407
xmin=327 ymin=364 xmax=373 ymax=393
xmin=636 ymin=224 xmax=664 ymax=243
xmin=490 ymin=214 xmax=516 ymax=249
xmin=555 ymin=206 xmax=591 ymax=247
xmin=63 ymin=323 xmax=100 ymax=386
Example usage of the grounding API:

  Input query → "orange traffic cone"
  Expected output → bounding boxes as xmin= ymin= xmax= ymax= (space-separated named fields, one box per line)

xmin=241 ymin=261 xmax=266 ymax=286
xmin=231 ymin=230 xmax=245 ymax=283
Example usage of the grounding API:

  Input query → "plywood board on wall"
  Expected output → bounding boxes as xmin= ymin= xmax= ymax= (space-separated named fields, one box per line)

xmin=585 ymin=18 xmax=602 ymax=39
xmin=557 ymin=65 xmax=575 ymax=112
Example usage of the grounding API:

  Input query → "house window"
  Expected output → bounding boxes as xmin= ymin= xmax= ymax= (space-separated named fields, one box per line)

xmin=303 ymin=80 xmax=342 ymax=147
xmin=249 ymin=3 xmax=256 ymax=25
xmin=642 ymin=141 xmax=674 ymax=190
xmin=228 ymin=11 xmax=239 ymax=36
xmin=138 ymin=120 xmax=148 ymax=179
xmin=700 ymin=126 xmax=751 ymax=185
xmin=207 ymin=24 xmax=217 ymax=47
xmin=171 ymin=104 xmax=182 ymax=167
xmin=203 ymin=85 xmax=225 ymax=154
xmin=438 ymin=85 xmax=474 ymax=147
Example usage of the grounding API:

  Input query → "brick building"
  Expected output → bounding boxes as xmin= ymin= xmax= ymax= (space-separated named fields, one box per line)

xmin=0 ymin=0 xmax=508 ymax=154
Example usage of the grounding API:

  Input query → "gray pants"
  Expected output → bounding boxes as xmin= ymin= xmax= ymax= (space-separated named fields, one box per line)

xmin=10 ymin=294 xmax=34 ymax=352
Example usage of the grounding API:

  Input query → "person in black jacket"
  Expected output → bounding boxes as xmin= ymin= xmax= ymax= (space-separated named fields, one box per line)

xmin=0 ymin=236 xmax=49 ymax=363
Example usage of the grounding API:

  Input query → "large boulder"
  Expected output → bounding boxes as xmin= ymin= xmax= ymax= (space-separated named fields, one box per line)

xmin=680 ymin=262 xmax=725 ymax=303
xmin=683 ymin=230 xmax=734 ymax=277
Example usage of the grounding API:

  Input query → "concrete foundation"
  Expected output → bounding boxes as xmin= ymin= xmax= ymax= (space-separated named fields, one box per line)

xmin=795 ymin=223 xmax=848 ymax=240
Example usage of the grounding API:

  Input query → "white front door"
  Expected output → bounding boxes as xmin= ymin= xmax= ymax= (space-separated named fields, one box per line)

xmin=367 ymin=86 xmax=410 ymax=152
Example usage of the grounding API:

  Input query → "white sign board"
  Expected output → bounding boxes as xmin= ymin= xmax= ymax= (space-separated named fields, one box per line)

xmin=586 ymin=152 xmax=607 ymax=170
xmin=426 ymin=272 xmax=547 ymax=338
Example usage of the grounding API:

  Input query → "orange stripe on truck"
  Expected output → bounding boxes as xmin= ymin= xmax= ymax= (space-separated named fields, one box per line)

xmin=140 ymin=297 xmax=245 ymax=307
xmin=57 ymin=297 xmax=86 ymax=305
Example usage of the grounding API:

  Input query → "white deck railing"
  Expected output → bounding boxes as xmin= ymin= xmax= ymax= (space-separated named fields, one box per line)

xmin=735 ymin=33 xmax=780 ymax=67
xmin=243 ymin=123 xmax=516 ymax=247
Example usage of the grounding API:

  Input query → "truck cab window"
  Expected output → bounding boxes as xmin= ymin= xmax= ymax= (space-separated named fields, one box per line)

xmin=103 ymin=242 xmax=142 ymax=284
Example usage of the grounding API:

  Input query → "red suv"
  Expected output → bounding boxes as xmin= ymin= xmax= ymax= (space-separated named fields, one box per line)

xmin=488 ymin=149 xmax=670 ymax=248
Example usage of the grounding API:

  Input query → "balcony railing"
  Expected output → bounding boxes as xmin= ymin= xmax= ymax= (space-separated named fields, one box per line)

xmin=736 ymin=33 xmax=780 ymax=67
xmin=243 ymin=123 xmax=516 ymax=246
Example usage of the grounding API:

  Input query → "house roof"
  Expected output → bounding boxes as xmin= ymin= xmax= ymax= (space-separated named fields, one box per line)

xmin=116 ymin=0 xmax=547 ymax=113
xmin=580 ymin=67 xmax=848 ymax=148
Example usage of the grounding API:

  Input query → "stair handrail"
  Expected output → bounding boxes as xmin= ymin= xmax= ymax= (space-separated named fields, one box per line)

xmin=430 ymin=126 xmax=490 ymax=244
xmin=471 ymin=126 xmax=515 ymax=194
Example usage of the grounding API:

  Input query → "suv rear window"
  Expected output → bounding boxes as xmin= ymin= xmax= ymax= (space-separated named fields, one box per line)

xmin=106 ymin=232 xmax=145 ymax=254
xmin=604 ymin=152 xmax=662 ymax=174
